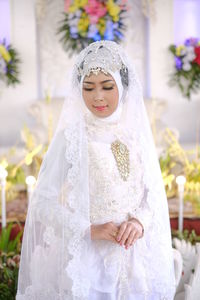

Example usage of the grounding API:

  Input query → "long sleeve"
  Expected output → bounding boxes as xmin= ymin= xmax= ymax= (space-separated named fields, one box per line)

xmin=29 ymin=130 xmax=73 ymax=236
xmin=128 ymin=152 xmax=153 ymax=234
xmin=129 ymin=186 xmax=153 ymax=233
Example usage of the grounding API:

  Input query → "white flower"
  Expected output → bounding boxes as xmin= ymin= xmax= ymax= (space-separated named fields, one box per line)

xmin=68 ymin=17 xmax=79 ymax=27
xmin=75 ymin=9 xmax=81 ymax=18
xmin=0 ymin=55 xmax=7 ymax=75
xmin=180 ymin=48 xmax=187 ymax=56
xmin=182 ymin=62 xmax=192 ymax=71
xmin=183 ymin=46 xmax=196 ymax=63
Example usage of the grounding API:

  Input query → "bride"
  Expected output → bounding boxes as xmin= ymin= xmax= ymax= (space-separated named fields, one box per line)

xmin=16 ymin=40 xmax=176 ymax=300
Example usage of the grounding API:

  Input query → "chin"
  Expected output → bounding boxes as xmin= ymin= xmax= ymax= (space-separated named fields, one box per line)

xmin=93 ymin=111 xmax=111 ymax=118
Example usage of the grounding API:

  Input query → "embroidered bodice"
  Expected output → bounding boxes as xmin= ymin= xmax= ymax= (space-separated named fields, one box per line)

xmin=84 ymin=113 xmax=144 ymax=225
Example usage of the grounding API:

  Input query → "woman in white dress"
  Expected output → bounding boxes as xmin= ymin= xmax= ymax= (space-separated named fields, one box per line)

xmin=16 ymin=40 xmax=176 ymax=300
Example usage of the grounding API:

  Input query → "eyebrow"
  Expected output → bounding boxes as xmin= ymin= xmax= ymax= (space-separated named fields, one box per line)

xmin=83 ymin=80 xmax=114 ymax=84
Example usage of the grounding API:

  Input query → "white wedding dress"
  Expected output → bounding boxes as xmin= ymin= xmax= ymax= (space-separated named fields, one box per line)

xmin=68 ymin=113 xmax=166 ymax=300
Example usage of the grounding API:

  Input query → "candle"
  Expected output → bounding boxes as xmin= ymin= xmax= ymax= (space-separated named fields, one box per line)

xmin=0 ymin=165 xmax=8 ymax=228
xmin=176 ymin=175 xmax=186 ymax=232
xmin=25 ymin=176 xmax=36 ymax=205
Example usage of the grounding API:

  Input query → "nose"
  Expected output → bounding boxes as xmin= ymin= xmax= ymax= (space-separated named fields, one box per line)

xmin=94 ymin=89 xmax=104 ymax=101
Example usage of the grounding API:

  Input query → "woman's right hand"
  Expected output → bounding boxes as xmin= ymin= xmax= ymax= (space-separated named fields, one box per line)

xmin=91 ymin=222 xmax=119 ymax=243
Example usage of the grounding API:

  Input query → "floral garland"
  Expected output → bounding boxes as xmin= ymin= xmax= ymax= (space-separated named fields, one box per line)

xmin=57 ymin=0 xmax=129 ymax=55
xmin=169 ymin=37 xmax=200 ymax=100
xmin=0 ymin=39 xmax=20 ymax=87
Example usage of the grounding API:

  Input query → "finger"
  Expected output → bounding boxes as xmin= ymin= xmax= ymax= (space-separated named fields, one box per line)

xmin=120 ymin=226 xmax=132 ymax=246
xmin=116 ymin=222 xmax=127 ymax=242
xmin=124 ymin=229 xmax=137 ymax=247
xmin=127 ymin=232 xmax=141 ymax=248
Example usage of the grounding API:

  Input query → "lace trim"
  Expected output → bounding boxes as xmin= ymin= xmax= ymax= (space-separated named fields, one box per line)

xmin=16 ymin=288 xmax=70 ymax=300
xmin=64 ymin=123 xmax=91 ymax=298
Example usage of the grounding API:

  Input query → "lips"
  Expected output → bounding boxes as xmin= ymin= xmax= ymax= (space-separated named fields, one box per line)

xmin=93 ymin=105 xmax=108 ymax=111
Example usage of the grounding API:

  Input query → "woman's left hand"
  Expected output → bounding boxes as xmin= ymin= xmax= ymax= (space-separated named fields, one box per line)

xmin=116 ymin=218 xmax=144 ymax=250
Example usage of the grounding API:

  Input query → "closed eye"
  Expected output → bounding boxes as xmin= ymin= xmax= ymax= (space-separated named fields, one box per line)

xmin=83 ymin=88 xmax=93 ymax=91
xmin=103 ymin=87 xmax=114 ymax=90
xmin=83 ymin=87 xmax=114 ymax=91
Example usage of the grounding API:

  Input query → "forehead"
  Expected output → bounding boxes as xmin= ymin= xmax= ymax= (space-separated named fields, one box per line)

xmin=83 ymin=71 xmax=115 ymax=83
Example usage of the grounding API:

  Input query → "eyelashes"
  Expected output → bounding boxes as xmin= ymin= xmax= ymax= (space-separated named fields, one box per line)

xmin=83 ymin=87 xmax=114 ymax=91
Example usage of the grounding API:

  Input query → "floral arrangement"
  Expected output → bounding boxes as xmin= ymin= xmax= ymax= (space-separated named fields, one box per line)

xmin=57 ymin=0 xmax=129 ymax=55
xmin=0 ymin=39 xmax=20 ymax=87
xmin=169 ymin=37 xmax=200 ymax=99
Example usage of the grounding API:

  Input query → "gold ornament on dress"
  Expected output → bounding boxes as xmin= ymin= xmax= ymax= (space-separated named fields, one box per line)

xmin=111 ymin=139 xmax=130 ymax=181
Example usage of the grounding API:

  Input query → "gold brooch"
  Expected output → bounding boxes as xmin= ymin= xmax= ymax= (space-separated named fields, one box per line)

xmin=111 ymin=139 xmax=130 ymax=181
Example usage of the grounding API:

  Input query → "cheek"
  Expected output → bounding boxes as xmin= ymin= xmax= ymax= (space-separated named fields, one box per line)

xmin=107 ymin=89 xmax=119 ymax=108
xmin=82 ymin=91 xmax=93 ymax=106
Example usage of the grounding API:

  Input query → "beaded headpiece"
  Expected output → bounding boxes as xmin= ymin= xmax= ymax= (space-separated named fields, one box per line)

xmin=75 ymin=40 xmax=129 ymax=88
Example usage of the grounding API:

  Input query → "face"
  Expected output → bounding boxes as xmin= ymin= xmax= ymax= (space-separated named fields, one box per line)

xmin=82 ymin=71 xmax=119 ymax=118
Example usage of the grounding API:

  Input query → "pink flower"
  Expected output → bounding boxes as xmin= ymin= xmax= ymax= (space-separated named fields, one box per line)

xmin=85 ymin=0 xmax=107 ymax=24
xmin=64 ymin=0 xmax=72 ymax=12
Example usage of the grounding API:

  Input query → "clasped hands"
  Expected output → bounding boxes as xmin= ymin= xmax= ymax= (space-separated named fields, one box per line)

xmin=91 ymin=218 xmax=144 ymax=250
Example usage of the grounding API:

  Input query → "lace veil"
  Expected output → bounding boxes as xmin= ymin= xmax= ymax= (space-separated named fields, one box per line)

xmin=16 ymin=41 xmax=176 ymax=299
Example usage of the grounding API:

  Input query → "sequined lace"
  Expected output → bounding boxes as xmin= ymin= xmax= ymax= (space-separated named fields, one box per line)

xmin=84 ymin=113 xmax=144 ymax=225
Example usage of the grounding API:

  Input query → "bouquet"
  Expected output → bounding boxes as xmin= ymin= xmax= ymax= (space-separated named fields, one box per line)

xmin=0 ymin=39 xmax=20 ymax=87
xmin=57 ymin=0 xmax=129 ymax=55
xmin=169 ymin=38 xmax=200 ymax=99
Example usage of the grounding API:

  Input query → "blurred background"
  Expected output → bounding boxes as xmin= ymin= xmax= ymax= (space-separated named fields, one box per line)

xmin=0 ymin=1 xmax=200 ymax=299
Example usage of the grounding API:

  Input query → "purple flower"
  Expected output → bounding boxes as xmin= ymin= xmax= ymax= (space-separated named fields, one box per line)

xmin=93 ymin=32 xmax=101 ymax=41
xmin=0 ymin=56 xmax=7 ymax=75
xmin=184 ymin=38 xmax=198 ymax=47
xmin=70 ymin=26 xmax=78 ymax=38
xmin=175 ymin=56 xmax=182 ymax=70
xmin=87 ymin=25 xmax=98 ymax=39
xmin=104 ymin=20 xmax=114 ymax=41
xmin=115 ymin=30 xmax=123 ymax=39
